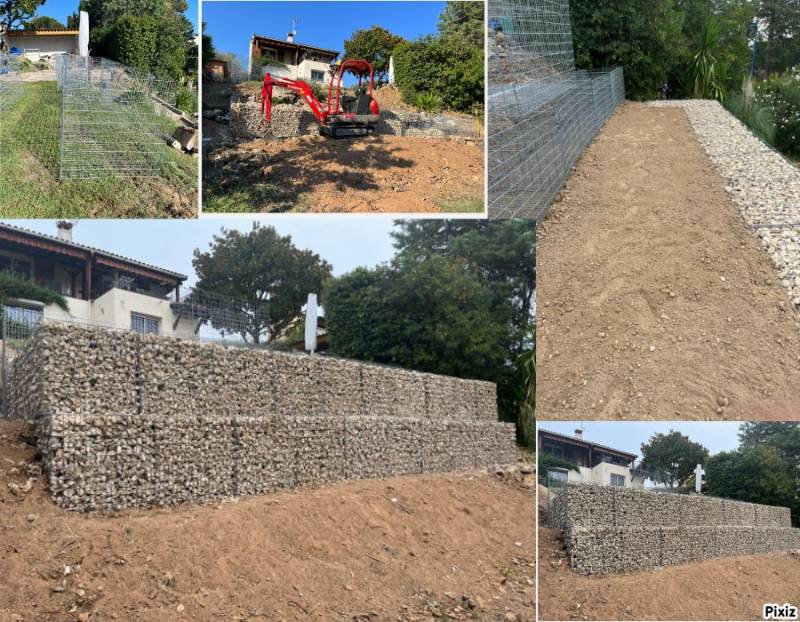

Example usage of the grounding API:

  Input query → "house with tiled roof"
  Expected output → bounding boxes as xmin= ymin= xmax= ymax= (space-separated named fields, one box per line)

xmin=1 ymin=27 xmax=80 ymax=61
xmin=0 ymin=221 xmax=195 ymax=338
xmin=538 ymin=427 xmax=644 ymax=489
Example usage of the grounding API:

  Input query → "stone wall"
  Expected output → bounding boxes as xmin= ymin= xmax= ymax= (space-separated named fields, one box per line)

xmin=11 ymin=324 xmax=514 ymax=512
xmin=230 ymin=100 xmax=476 ymax=141
xmin=552 ymin=484 xmax=799 ymax=575
xmin=9 ymin=324 xmax=498 ymax=422
xmin=42 ymin=413 xmax=516 ymax=512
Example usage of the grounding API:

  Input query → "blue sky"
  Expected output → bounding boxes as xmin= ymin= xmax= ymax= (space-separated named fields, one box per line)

xmin=540 ymin=421 xmax=744 ymax=459
xmin=203 ymin=1 xmax=446 ymax=68
xmin=31 ymin=0 xmax=199 ymax=30
xmin=8 ymin=219 xmax=399 ymax=285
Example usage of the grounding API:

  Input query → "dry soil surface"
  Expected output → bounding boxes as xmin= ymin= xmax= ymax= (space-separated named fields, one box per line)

xmin=203 ymin=134 xmax=484 ymax=213
xmin=537 ymin=102 xmax=800 ymax=420
xmin=538 ymin=518 xmax=800 ymax=621
xmin=0 ymin=421 xmax=534 ymax=622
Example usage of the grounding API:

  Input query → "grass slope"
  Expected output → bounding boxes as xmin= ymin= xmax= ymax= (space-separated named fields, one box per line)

xmin=0 ymin=82 xmax=197 ymax=218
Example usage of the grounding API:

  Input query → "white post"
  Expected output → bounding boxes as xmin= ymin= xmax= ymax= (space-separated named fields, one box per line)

xmin=388 ymin=56 xmax=395 ymax=85
xmin=694 ymin=464 xmax=705 ymax=494
xmin=305 ymin=293 xmax=318 ymax=353
xmin=78 ymin=11 xmax=89 ymax=57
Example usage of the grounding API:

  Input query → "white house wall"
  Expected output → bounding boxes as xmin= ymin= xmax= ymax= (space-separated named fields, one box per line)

xmin=41 ymin=289 xmax=195 ymax=338
xmin=297 ymin=59 xmax=332 ymax=84
xmin=7 ymin=34 xmax=78 ymax=59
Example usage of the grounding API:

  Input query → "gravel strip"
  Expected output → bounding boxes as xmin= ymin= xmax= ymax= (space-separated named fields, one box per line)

xmin=648 ymin=99 xmax=800 ymax=310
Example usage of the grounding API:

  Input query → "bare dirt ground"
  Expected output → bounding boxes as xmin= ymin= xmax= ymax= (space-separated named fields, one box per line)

xmin=0 ymin=421 xmax=534 ymax=622
xmin=537 ymin=102 xmax=800 ymax=421
xmin=203 ymin=134 xmax=484 ymax=213
xmin=538 ymin=515 xmax=800 ymax=621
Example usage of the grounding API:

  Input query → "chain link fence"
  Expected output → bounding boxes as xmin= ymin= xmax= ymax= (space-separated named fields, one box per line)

xmin=488 ymin=0 xmax=625 ymax=220
xmin=0 ymin=53 xmax=23 ymax=112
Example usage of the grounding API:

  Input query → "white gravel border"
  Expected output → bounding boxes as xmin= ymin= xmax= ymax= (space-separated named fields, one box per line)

xmin=648 ymin=99 xmax=800 ymax=310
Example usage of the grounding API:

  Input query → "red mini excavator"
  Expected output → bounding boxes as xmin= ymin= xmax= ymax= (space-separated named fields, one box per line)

xmin=261 ymin=59 xmax=381 ymax=138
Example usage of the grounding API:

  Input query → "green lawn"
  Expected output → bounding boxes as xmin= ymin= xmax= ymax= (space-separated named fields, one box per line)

xmin=0 ymin=82 xmax=197 ymax=218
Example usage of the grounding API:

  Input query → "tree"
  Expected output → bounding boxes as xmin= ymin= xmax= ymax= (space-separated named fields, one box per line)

xmin=639 ymin=431 xmax=709 ymax=487
xmin=438 ymin=1 xmax=484 ymax=48
xmin=202 ymin=21 xmax=215 ymax=62
xmin=192 ymin=224 xmax=332 ymax=345
xmin=324 ymin=255 xmax=510 ymax=381
xmin=391 ymin=220 xmax=536 ymax=355
xmin=0 ymin=0 xmax=44 ymax=30
xmin=393 ymin=35 xmax=483 ymax=112
xmin=76 ymin=0 xmax=195 ymax=81
xmin=570 ymin=0 xmax=687 ymax=100
xmin=24 ymin=15 xmax=65 ymax=29
xmin=706 ymin=446 xmax=798 ymax=524
xmin=343 ymin=26 xmax=405 ymax=85
xmin=758 ymin=0 xmax=800 ymax=75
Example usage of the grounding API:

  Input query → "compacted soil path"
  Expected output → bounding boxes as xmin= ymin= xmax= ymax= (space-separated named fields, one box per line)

xmin=537 ymin=102 xmax=800 ymax=420
xmin=0 ymin=421 xmax=533 ymax=622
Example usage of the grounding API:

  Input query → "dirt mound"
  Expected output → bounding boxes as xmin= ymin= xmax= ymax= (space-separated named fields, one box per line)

xmin=538 ymin=519 xmax=800 ymax=621
xmin=537 ymin=102 xmax=800 ymax=420
xmin=0 ymin=421 xmax=533 ymax=621
xmin=203 ymin=135 xmax=484 ymax=213
xmin=373 ymin=85 xmax=418 ymax=113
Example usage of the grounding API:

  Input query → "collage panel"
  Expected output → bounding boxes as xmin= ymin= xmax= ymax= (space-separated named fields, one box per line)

xmin=0 ymin=217 xmax=536 ymax=619
xmin=537 ymin=421 xmax=800 ymax=621
xmin=0 ymin=1 xmax=199 ymax=218
xmin=201 ymin=0 xmax=486 ymax=214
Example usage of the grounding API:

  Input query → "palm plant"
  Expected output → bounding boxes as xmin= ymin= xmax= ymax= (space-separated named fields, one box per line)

xmin=688 ymin=18 xmax=725 ymax=101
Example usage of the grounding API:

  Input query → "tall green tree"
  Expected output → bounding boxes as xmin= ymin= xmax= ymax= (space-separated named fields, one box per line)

xmin=706 ymin=446 xmax=798 ymax=524
xmin=24 ymin=15 xmax=65 ymax=29
xmin=438 ymin=1 xmax=485 ymax=48
xmin=570 ymin=0 xmax=687 ymax=100
xmin=192 ymin=224 xmax=332 ymax=344
xmin=0 ymin=0 xmax=44 ymax=29
xmin=324 ymin=255 xmax=509 ymax=381
xmin=343 ymin=26 xmax=405 ymax=85
xmin=639 ymin=431 xmax=709 ymax=487
xmin=758 ymin=0 xmax=800 ymax=75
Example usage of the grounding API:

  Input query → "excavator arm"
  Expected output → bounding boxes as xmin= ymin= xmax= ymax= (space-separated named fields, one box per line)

xmin=261 ymin=73 xmax=326 ymax=125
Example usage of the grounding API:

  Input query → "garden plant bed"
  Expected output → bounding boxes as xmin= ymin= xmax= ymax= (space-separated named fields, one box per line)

xmin=0 ymin=421 xmax=533 ymax=621
xmin=203 ymin=134 xmax=484 ymax=213
xmin=0 ymin=81 xmax=197 ymax=218
xmin=537 ymin=102 xmax=800 ymax=420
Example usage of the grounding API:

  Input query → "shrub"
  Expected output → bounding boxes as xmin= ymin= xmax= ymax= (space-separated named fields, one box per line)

xmin=108 ymin=14 xmax=158 ymax=73
xmin=414 ymin=92 xmax=443 ymax=112
xmin=725 ymin=78 xmax=776 ymax=147
xmin=392 ymin=35 xmax=483 ymax=113
xmin=756 ymin=73 xmax=800 ymax=158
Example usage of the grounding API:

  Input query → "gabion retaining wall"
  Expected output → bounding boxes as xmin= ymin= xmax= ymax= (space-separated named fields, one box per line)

xmin=565 ymin=526 xmax=800 ymax=574
xmin=9 ymin=324 xmax=497 ymax=422
xmin=41 ymin=413 xmax=516 ymax=511
xmin=230 ymin=100 xmax=477 ymax=141
xmin=10 ymin=324 xmax=514 ymax=511
xmin=552 ymin=484 xmax=798 ymax=574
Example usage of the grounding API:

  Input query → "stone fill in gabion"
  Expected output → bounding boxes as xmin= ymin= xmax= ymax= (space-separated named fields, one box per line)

xmin=552 ymin=484 xmax=799 ymax=574
xmin=648 ymin=99 xmax=800 ymax=310
xmin=11 ymin=324 xmax=515 ymax=512
xmin=9 ymin=324 xmax=498 ymax=422
xmin=42 ymin=413 xmax=517 ymax=512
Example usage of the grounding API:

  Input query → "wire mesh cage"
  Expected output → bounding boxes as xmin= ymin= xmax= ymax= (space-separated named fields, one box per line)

xmin=56 ymin=54 xmax=179 ymax=180
xmin=487 ymin=0 xmax=625 ymax=220
xmin=0 ymin=53 xmax=23 ymax=113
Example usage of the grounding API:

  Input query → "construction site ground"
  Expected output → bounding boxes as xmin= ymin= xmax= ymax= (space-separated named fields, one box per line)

xmin=0 ymin=420 xmax=534 ymax=622
xmin=0 ymin=81 xmax=197 ymax=219
xmin=201 ymin=82 xmax=484 ymax=213
xmin=537 ymin=508 xmax=800 ymax=621
xmin=537 ymin=102 xmax=800 ymax=421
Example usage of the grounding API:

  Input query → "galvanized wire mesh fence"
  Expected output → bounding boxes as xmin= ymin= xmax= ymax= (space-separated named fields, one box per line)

xmin=0 ymin=53 xmax=23 ymax=112
xmin=56 ymin=54 xmax=179 ymax=179
xmin=488 ymin=0 xmax=625 ymax=220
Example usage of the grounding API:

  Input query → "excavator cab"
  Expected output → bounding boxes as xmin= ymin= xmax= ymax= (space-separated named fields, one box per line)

xmin=323 ymin=60 xmax=380 ymax=138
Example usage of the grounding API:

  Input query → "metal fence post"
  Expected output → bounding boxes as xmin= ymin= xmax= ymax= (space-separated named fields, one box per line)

xmin=59 ymin=60 xmax=66 ymax=181
xmin=2 ymin=308 xmax=8 ymax=418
